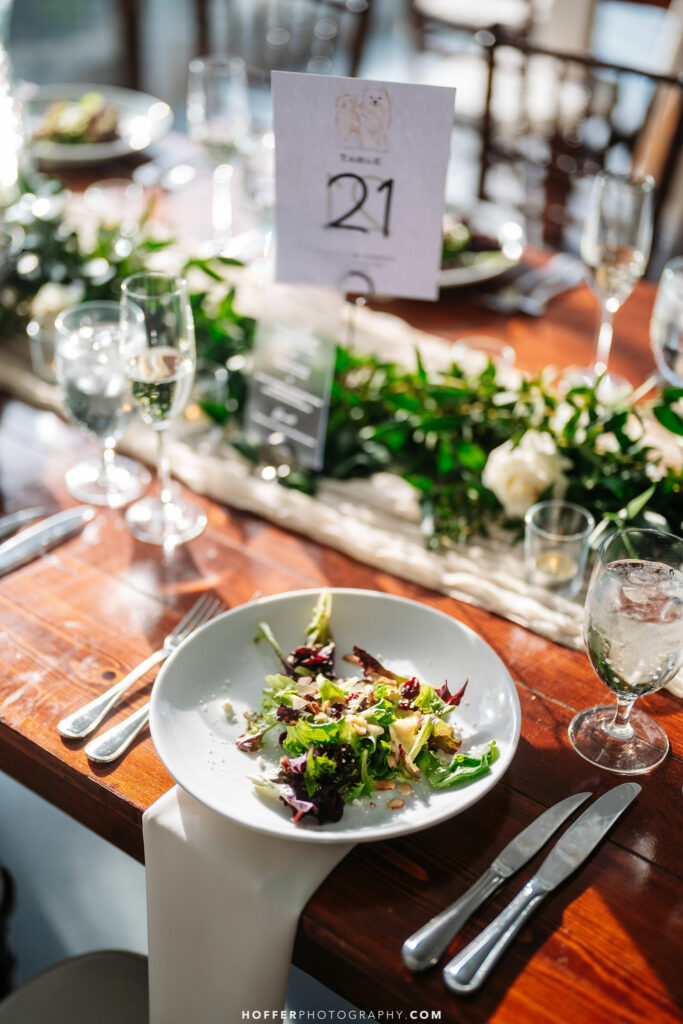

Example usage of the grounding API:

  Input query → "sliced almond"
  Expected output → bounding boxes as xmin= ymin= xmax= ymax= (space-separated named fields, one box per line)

xmin=397 ymin=782 xmax=413 ymax=797
xmin=373 ymin=779 xmax=394 ymax=791
xmin=387 ymin=798 xmax=405 ymax=811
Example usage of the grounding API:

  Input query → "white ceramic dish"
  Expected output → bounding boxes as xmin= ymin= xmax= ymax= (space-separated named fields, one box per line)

xmin=150 ymin=589 xmax=521 ymax=844
xmin=27 ymin=83 xmax=173 ymax=166
xmin=439 ymin=202 xmax=525 ymax=288
xmin=439 ymin=251 xmax=519 ymax=288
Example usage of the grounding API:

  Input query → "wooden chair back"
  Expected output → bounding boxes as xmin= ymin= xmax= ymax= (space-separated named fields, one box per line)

xmin=476 ymin=25 xmax=683 ymax=248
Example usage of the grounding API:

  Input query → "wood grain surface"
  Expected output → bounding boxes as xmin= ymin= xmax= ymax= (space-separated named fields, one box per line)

xmin=1 ymin=166 xmax=681 ymax=1022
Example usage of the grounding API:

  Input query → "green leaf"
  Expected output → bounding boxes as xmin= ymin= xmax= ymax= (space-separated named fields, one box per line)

xmin=415 ymin=348 xmax=428 ymax=384
xmin=654 ymin=404 xmax=683 ymax=437
xmin=456 ymin=442 xmax=487 ymax=471
xmin=623 ymin=484 xmax=656 ymax=521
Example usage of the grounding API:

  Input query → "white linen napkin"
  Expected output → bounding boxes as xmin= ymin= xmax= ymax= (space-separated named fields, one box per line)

xmin=143 ymin=786 xmax=353 ymax=1024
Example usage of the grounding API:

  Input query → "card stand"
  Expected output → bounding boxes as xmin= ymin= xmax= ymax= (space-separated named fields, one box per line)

xmin=341 ymin=270 xmax=375 ymax=352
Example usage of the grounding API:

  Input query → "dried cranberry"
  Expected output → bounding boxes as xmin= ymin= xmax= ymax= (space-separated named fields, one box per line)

xmin=276 ymin=703 xmax=300 ymax=724
xmin=400 ymin=677 xmax=420 ymax=700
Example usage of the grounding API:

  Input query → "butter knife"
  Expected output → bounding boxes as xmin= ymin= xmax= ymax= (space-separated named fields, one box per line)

xmin=443 ymin=782 xmax=641 ymax=993
xmin=0 ymin=506 xmax=95 ymax=576
xmin=402 ymin=791 xmax=591 ymax=971
xmin=0 ymin=507 xmax=46 ymax=541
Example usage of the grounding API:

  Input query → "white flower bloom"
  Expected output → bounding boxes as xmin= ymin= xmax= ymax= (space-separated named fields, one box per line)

xmin=30 ymin=281 xmax=84 ymax=320
xmin=482 ymin=429 xmax=572 ymax=519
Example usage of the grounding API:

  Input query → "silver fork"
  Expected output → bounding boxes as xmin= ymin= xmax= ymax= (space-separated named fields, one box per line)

xmin=58 ymin=594 xmax=221 ymax=740
xmin=84 ymin=595 xmax=225 ymax=764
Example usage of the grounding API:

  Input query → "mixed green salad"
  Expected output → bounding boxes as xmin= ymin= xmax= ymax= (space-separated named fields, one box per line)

xmin=236 ymin=592 xmax=497 ymax=825
xmin=441 ymin=218 xmax=505 ymax=271
xmin=34 ymin=92 xmax=120 ymax=145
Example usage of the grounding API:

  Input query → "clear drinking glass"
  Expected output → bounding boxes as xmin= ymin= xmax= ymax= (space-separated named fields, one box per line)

xmin=650 ymin=255 xmax=683 ymax=387
xmin=579 ymin=171 xmax=654 ymax=399
xmin=524 ymin=500 xmax=594 ymax=599
xmin=54 ymin=301 xmax=151 ymax=507
xmin=120 ymin=273 xmax=207 ymax=548
xmin=569 ymin=528 xmax=683 ymax=774
xmin=186 ymin=54 xmax=251 ymax=247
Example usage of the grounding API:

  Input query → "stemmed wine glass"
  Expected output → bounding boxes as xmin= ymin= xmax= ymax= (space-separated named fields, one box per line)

xmin=119 ymin=272 xmax=206 ymax=548
xmin=54 ymin=301 xmax=151 ymax=507
xmin=569 ymin=528 xmax=683 ymax=774
xmin=186 ymin=55 xmax=251 ymax=248
xmin=579 ymin=171 xmax=654 ymax=399
xmin=650 ymin=255 xmax=683 ymax=386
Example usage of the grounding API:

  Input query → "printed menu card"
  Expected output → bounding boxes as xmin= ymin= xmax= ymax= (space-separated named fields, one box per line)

xmin=273 ymin=71 xmax=455 ymax=301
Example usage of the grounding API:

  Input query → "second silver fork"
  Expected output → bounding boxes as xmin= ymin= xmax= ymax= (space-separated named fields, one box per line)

xmin=58 ymin=593 xmax=222 ymax=740
xmin=85 ymin=595 xmax=225 ymax=763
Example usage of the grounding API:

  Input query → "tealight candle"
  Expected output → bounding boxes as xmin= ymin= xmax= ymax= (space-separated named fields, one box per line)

xmin=524 ymin=500 xmax=595 ymax=599
xmin=533 ymin=551 xmax=579 ymax=588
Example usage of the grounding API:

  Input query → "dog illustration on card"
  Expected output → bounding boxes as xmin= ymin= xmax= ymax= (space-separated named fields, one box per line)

xmin=335 ymin=85 xmax=392 ymax=152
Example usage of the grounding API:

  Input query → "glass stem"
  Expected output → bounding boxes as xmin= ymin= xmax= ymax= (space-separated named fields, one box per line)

xmin=211 ymin=163 xmax=233 ymax=249
xmin=157 ymin=427 xmax=173 ymax=512
xmin=100 ymin=442 xmax=117 ymax=497
xmin=593 ymin=301 xmax=614 ymax=378
xmin=606 ymin=697 xmax=635 ymax=740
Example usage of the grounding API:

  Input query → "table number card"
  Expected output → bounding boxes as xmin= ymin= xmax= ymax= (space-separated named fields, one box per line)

xmin=244 ymin=320 xmax=336 ymax=471
xmin=273 ymin=71 xmax=455 ymax=301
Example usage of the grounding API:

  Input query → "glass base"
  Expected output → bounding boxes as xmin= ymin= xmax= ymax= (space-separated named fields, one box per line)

xmin=65 ymin=456 xmax=151 ymax=509
xmin=568 ymin=704 xmax=669 ymax=774
xmin=125 ymin=492 xmax=207 ymax=547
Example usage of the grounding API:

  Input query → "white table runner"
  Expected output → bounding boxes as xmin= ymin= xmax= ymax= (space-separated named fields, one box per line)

xmin=143 ymin=786 xmax=353 ymax=1023
xmin=1 ymin=286 xmax=681 ymax=696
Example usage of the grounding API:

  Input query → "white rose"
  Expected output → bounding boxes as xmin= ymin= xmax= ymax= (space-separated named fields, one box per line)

xmin=30 ymin=281 xmax=84 ymax=320
xmin=482 ymin=429 xmax=571 ymax=519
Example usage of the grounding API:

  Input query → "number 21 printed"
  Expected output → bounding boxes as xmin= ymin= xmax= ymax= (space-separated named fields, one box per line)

xmin=325 ymin=173 xmax=394 ymax=237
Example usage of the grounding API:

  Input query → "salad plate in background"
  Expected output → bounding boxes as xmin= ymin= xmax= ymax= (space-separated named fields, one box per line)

xmin=25 ymin=83 xmax=173 ymax=166
xmin=150 ymin=589 xmax=521 ymax=844
xmin=439 ymin=202 xmax=525 ymax=288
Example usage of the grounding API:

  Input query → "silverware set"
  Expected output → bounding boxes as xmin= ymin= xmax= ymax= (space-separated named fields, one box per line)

xmin=403 ymin=782 xmax=640 ymax=993
xmin=0 ymin=506 xmax=95 ymax=575
xmin=481 ymin=253 xmax=586 ymax=316
xmin=57 ymin=593 xmax=225 ymax=763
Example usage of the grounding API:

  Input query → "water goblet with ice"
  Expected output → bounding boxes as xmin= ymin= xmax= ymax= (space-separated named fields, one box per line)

xmin=569 ymin=528 xmax=683 ymax=774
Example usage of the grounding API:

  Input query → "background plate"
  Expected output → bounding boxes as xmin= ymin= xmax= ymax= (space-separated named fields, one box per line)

xmin=439 ymin=202 xmax=525 ymax=289
xmin=150 ymin=589 xmax=521 ymax=844
xmin=27 ymin=83 xmax=173 ymax=166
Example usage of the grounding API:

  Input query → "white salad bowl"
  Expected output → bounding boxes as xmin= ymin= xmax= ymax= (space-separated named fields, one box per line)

xmin=150 ymin=588 xmax=521 ymax=844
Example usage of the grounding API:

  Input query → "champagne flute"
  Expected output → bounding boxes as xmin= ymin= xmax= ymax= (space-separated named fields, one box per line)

xmin=54 ymin=301 xmax=151 ymax=508
xmin=569 ymin=528 xmax=683 ymax=774
xmin=186 ymin=55 xmax=251 ymax=248
xmin=120 ymin=273 xmax=206 ymax=548
xmin=579 ymin=171 xmax=654 ymax=399
xmin=650 ymin=255 xmax=683 ymax=386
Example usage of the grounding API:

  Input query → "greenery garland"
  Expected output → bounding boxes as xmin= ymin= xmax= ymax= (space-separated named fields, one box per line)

xmin=1 ymin=174 xmax=681 ymax=546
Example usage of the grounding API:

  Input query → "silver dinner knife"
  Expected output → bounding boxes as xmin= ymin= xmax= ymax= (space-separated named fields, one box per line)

xmin=0 ymin=506 xmax=95 ymax=576
xmin=0 ymin=507 xmax=46 ymax=541
xmin=402 ymin=791 xmax=591 ymax=972
xmin=443 ymin=782 xmax=641 ymax=994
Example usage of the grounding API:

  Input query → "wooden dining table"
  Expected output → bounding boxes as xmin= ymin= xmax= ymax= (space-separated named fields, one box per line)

xmin=0 ymin=141 xmax=681 ymax=1023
